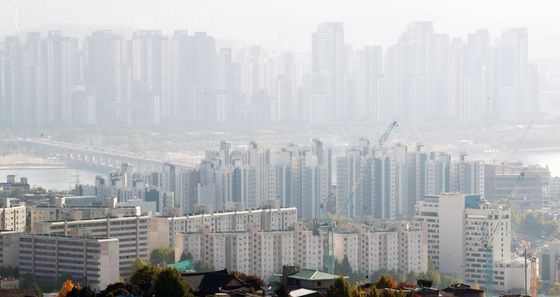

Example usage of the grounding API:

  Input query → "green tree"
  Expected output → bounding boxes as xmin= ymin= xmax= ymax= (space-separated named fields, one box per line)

xmin=334 ymin=256 xmax=364 ymax=283
xmin=152 ymin=268 xmax=194 ymax=297
xmin=324 ymin=276 xmax=352 ymax=297
xmin=180 ymin=251 xmax=193 ymax=261
xmin=31 ymin=283 xmax=43 ymax=297
xmin=194 ymin=260 xmax=214 ymax=273
xmin=66 ymin=286 xmax=95 ymax=297
xmin=417 ymin=279 xmax=433 ymax=288
xmin=150 ymin=247 xmax=175 ymax=266
xmin=0 ymin=265 xmax=18 ymax=277
xmin=130 ymin=263 xmax=160 ymax=297
xmin=131 ymin=258 xmax=151 ymax=274
xmin=550 ymin=283 xmax=560 ymax=296
xmin=97 ymin=282 xmax=142 ymax=297
xmin=416 ymin=270 xmax=440 ymax=288
xmin=440 ymin=274 xmax=463 ymax=288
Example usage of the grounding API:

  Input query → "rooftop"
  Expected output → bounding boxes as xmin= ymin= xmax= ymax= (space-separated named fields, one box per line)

xmin=288 ymin=269 xmax=338 ymax=281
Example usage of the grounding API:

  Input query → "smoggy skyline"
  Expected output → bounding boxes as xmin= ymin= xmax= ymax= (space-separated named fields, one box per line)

xmin=1 ymin=0 xmax=559 ymax=58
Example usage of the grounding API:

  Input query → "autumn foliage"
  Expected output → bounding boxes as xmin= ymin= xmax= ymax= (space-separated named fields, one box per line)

xmin=57 ymin=280 xmax=76 ymax=297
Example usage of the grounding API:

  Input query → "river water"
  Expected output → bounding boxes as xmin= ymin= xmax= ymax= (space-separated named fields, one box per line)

xmin=0 ymin=166 xmax=107 ymax=191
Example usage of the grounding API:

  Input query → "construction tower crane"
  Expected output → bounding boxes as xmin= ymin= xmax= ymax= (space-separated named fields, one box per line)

xmin=321 ymin=121 xmax=399 ymax=274
xmin=483 ymin=171 xmax=525 ymax=297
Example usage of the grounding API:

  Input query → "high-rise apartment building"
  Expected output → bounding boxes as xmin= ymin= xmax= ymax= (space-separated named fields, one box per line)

xmin=311 ymin=22 xmax=345 ymax=121
xmin=415 ymin=193 xmax=526 ymax=291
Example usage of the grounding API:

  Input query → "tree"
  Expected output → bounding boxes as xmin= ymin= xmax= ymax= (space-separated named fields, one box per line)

xmin=363 ymin=287 xmax=380 ymax=297
xmin=440 ymin=274 xmax=463 ymax=289
xmin=130 ymin=263 xmax=160 ymax=297
xmin=0 ymin=265 xmax=18 ymax=277
xmin=194 ymin=260 xmax=214 ymax=273
xmin=97 ymin=282 xmax=141 ymax=297
xmin=416 ymin=279 xmax=433 ymax=288
xmin=334 ymin=256 xmax=363 ymax=283
xmin=180 ymin=252 xmax=193 ymax=261
xmin=57 ymin=280 xmax=75 ymax=297
xmin=131 ymin=257 xmax=151 ymax=274
xmin=375 ymin=275 xmax=398 ymax=289
xmin=150 ymin=247 xmax=175 ymax=266
xmin=31 ymin=283 xmax=43 ymax=297
xmin=550 ymin=283 xmax=560 ymax=296
xmin=233 ymin=272 xmax=265 ymax=289
xmin=416 ymin=270 xmax=440 ymax=288
xmin=152 ymin=268 xmax=194 ymax=297
xmin=324 ymin=276 xmax=352 ymax=297
xmin=350 ymin=286 xmax=363 ymax=297
xmin=66 ymin=286 xmax=95 ymax=297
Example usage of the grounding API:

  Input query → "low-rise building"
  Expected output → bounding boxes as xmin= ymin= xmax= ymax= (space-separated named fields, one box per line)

xmin=281 ymin=265 xmax=339 ymax=291
xmin=0 ymin=277 xmax=19 ymax=289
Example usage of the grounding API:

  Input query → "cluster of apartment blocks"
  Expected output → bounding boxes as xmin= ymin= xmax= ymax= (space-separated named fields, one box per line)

xmin=1 ymin=196 xmax=429 ymax=288
xmin=149 ymin=207 xmax=428 ymax=280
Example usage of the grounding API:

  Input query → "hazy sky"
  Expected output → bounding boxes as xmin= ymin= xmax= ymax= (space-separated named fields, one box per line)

xmin=1 ymin=0 xmax=559 ymax=58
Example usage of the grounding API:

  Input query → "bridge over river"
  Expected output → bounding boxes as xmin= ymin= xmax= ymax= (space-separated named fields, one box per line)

xmin=1 ymin=138 xmax=192 ymax=172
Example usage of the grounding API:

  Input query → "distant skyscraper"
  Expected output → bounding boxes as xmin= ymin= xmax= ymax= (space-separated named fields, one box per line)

xmin=491 ymin=28 xmax=530 ymax=121
xmin=355 ymin=46 xmax=383 ymax=121
xmin=130 ymin=31 xmax=165 ymax=124
xmin=1 ymin=36 xmax=23 ymax=125
xmin=42 ymin=31 xmax=78 ymax=124
xmin=385 ymin=22 xmax=448 ymax=122
xmin=83 ymin=30 xmax=126 ymax=125
xmin=162 ymin=31 xmax=216 ymax=124
xmin=311 ymin=22 xmax=345 ymax=121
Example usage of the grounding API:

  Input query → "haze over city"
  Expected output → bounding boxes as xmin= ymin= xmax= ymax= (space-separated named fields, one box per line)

xmin=1 ymin=1 xmax=560 ymax=297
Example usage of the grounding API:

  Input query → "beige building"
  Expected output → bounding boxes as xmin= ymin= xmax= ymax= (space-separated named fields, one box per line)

xmin=33 ymin=215 xmax=150 ymax=278
xmin=415 ymin=193 xmax=521 ymax=292
xmin=0 ymin=198 xmax=26 ymax=232
xmin=333 ymin=222 xmax=426 ymax=279
xmin=30 ymin=197 xmax=141 ymax=232
xmin=150 ymin=207 xmax=298 ymax=250
xmin=18 ymin=233 xmax=120 ymax=290
xmin=180 ymin=226 xmax=294 ymax=280
xmin=293 ymin=223 xmax=323 ymax=272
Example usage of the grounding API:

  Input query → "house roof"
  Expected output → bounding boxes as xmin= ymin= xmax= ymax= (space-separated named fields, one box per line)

xmin=167 ymin=260 xmax=194 ymax=272
xmin=288 ymin=269 xmax=338 ymax=281
xmin=182 ymin=269 xmax=246 ymax=296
